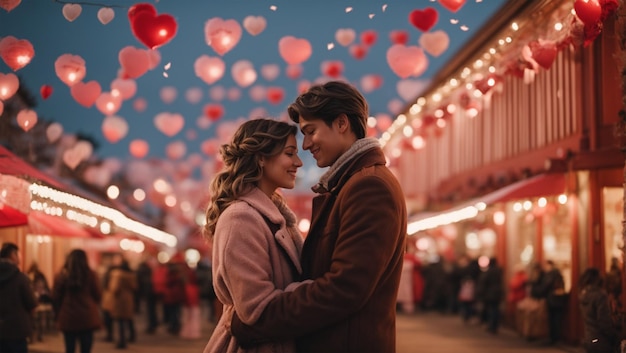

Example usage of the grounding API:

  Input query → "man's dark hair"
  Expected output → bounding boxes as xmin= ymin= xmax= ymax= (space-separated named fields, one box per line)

xmin=0 ymin=242 xmax=18 ymax=259
xmin=287 ymin=80 xmax=368 ymax=139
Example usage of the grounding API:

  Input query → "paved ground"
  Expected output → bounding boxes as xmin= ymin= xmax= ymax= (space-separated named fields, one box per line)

xmin=28 ymin=311 xmax=583 ymax=353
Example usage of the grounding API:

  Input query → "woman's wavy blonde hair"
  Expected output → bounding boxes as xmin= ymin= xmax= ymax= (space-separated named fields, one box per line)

xmin=204 ymin=118 xmax=298 ymax=238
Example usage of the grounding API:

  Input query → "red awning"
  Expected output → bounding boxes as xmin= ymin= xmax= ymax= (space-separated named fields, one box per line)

xmin=0 ymin=204 xmax=28 ymax=227
xmin=28 ymin=211 xmax=93 ymax=238
xmin=472 ymin=173 xmax=566 ymax=205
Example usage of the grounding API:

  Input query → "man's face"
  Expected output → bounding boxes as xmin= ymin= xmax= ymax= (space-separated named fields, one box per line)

xmin=299 ymin=116 xmax=347 ymax=168
xmin=8 ymin=250 xmax=20 ymax=267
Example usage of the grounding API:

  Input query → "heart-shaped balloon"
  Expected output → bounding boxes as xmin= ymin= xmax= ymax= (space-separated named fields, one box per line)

xmin=227 ymin=87 xmax=241 ymax=101
xmin=349 ymin=44 xmax=368 ymax=60
xmin=133 ymin=98 xmax=147 ymax=112
xmin=130 ymin=8 xmax=177 ymax=49
xmin=285 ymin=65 xmax=302 ymax=80
xmin=166 ymin=141 xmax=186 ymax=160
xmin=118 ymin=46 xmax=150 ymax=79
xmin=201 ymin=139 xmax=219 ymax=156
xmin=297 ymin=80 xmax=311 ymax=94
xmin=231 ymin=60 xmax=257 ymax=87
xmin=529 ymin=39 xmax=558 ymax=70
xmin=160 ymin=86 xmax=177 ymax=104
xmin=40 ymin=85 xmax=53 ymax=100
xmin=389 ymin=30 xmax=409 ymax=45
xmin=111 ymin=78 xmax=136 ymax=100
xmin=574 ymin=0 xmax=602 ymax=25
xmin=278 ymin=36 xmax=312 ymax=65
xmin=95 ymin=92 xmax=122 ymax=116
xmin=261 ymin=64 xmax=280 ymax=81
xmin=97 ymin=7 xmax=115 ymax=25
xmin=154 ymin=112 xmax=184 ymax=137
xmin=386 ymin=44 xmax=428 ymax=78
xmin=185 ymin=87 xmax=203 ymax=104
xmin=63 ymin=147 xmax=83 ymax=170
xmin=0 ymin=0 xmax=21 ymax=12
xmin=62 ymin=4 xmax=82 ymax=22
xmin=360 ymin=30 xmax=378 ymax=46
xmin=129 ymin=139 xmax=149 ymax=158
xmin=438 ymin=0 xmax=466 ymax=13
xmin=0 ymin=36 xmax=34 ymax=71
xmin=266 ymin=87 xmax=284 ymax=105
xmin=360 ymin=74 xmax=383 ymax=93
xmin=419 ymin=30 xmax=450 ymax=57
xmin=204 ymin=17 xmax=242 ymax=56
xmin=209 ymin=85 xmax=226 ymax=101
xmin=46 ymin=122 xmax=63 ymax=143
xmin=242 ymin=15 xmax=266 ymax=36
xmin=321 ymin=60 xmax=344 ymax=78
xmin=17 ymin=109 xmax=37 ymax=132
xmin=83 ymin=165 xmax=112 ymax=188
xmin=0 ymin=72 xmax=19 ymax=100
xmin=193 ymin=55 xmax=225 ymax=85
xmin=146 ymin=49 xmax=161 ymax=70
xmin=249 ymin=85 xmax=266 ymax=102
xmin=203 ymin=103 xmax=224 ymax=121
xmin=409 ymin=8 xmax=438 ymax=32
xmin=70 ymin=80 xmax=101 ymax=108
xmin=335 ymin=28 xmax=356 ymax=47
xmin=102 ymin=115 xmax=128 ymax=143
xmin=397 ymin=79 xmax=429 ymax=101
xmin=54 ymin=54 xmax=86 ymax=86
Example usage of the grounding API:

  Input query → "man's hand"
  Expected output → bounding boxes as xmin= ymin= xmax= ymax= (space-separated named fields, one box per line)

xmin=231 ymin=311 xmax=271 ymax=349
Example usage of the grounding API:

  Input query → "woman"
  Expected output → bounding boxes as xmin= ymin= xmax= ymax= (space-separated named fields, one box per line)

xmin=579 ymin=267 xmax=620 ymax=353
xmin=51 ymin=249 xmax=102 ymax=353
xmin=203 ymin=118 xmax=304 ymax=353
xmin=107 ymin=258 xmax=137 ymax=349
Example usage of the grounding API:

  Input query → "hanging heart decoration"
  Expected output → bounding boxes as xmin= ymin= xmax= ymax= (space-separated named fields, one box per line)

xmin=62 ymin=4 xmax=82 ymax=22
xmin=0 ymin=0 xmax=21 ymax=12
xmin=16 ymin=109 xmax=37 ymax=132
xmin=102 ymin=115 xmax=129 ymax=143
xmin=242 ymin=15 xmax=266 ymax=36
xmin=54 ymin=54 xmax=86 ymax=86
xmin=129 ymin=3 xmax=177 ymax=49
xmin=335 ymin=28 xmax=356 ymax=47
xmin=97 ymin=7 xmax=115 ymax=25
xmin=0 ymin=72 xmax=19 ymax=100
xmin=438 ymin=0 xmax=466 ymax=13
xmin=193 ymin=55 xmax=225 ymax=85
xmin=129 ymin=139 xmax=149 ymax=158
xmin=419 ymin=30 xmax=450 ymax=57
xmin=40 ymin=85 xmax=53 ymax=100
xmin=0 ymin=36 xmax=34 ymax=71
xmin=278 ymin=36 xmax=312 ymax=65
xmin=204 ymin=17 xmax=242 ymax=56
xmin=409 ymin=8 xmax=438 ymax=32
xmin=70 ymin=80 xmax=101 ymax=108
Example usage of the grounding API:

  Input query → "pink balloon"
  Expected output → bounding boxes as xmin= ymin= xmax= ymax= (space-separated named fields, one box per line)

xmin=129 ymin=139 xmax=149 ymax=158
xmin=419 ymin=30 xmax=449 ymax=57
xmin=70 ymin=80 xmax=101 ymax=108
xmin=297 ymin=80 xmax=311 ymax=94
xmin=111 ymin=78 xmax=136 ymax=100
xmin=209 ymin=85 xmax=226 ymax=101
xmin=397 ymin=79 xmax=429 ymax=101
xmin=360 ymin=74 xmax=383 ymax=93
xmin=95 ymin=92 xmax=122 ymax=115
xmin=160 ymin=86 xmax=177 ymax=104
xmin=249 ymin=107 xmax=269 ymax=120
xmin=166 ymin=140 xmax=186 ymax=160
xmin=242 ymin=16 xmax=266 ymax=36
xmin=46 ymin=122 xmax=63 ymax=143
xmin=102 ymin=115 xmax=128 ymax=143
xmin=196 ymin=115 xmax=212 ymax=129
xmin=0 ymin=36 xmax=34 ymax=71
xmin=285 ymin=64 xmax=302 ymax=80
xmin=16 ymin=109 xmax=37 ymax=132
xmin=249 ymin=85 xmax=266 ymax=102
xmin=118 ymin=46 xmax=150 ymax=79
xmin=204 ymin=17 xmax=242 ymax=56
xmin=185 ymin=87 xmax=203 ymax=104
xmin=227 ymin=87 xmax=241 ymax=101
xmin=278 ymin=36 xmax=312 ymax=65
xmin=386 ymin=44 xmax=428 ymax=78
xmin=231 ymin=60 xmax=257 ymax=87
xmin=0 ymin=0 xmax=21 ymax=12
xmin=261 ymin=64 xmax=280 ymax=81
xmin=83 ymin=166 xmax=112 ymax=188
xmin=154 ymin=112 xmax=184 ymax=136
xmin=335 ymin=28 xmax=356 ymax=47
xmin=0 ymin=72 xmax=19 ymax=100
xmin=54 ymin=54 xmax=86 ymax=86
xmin=133 ymin=97 xmax=147 ymax=112
xmin=194 ymin=55 xmax=225 ymax=85
xmin=147 ymin=49 xmax=161 ymax=70
xmin=201 ymin=139 xmax=219 ymax=156
xmin=376 ymin=113 xmax=393 ymax=131
xmin=388 ymin=99 xmax=404 ymax=115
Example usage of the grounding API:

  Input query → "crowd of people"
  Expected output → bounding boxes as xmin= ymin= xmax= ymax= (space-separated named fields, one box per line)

xmin=0 ymin=241 xmax=218 ymax=353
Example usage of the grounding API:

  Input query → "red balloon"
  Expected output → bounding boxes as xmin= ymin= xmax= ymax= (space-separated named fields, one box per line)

xmin=389 ymin=30 xmax=409 ymax=45
xmin=40 ymin=85 xmax=53 ymax=100
xmin=130 ymin=10 xmax=178 ymax=49
xmin=127 ymin=3 xmax=156 ymax=22
xmin=360 ymin=30 xmax=378 ymax=47
xmin=266 ymin=87 xmax=284 ymax=105
xmin=349 ymin=44 xmax=368 ymax=60
xmin=203 ymin=103 xmax=224 ymax=121
xmin=409 ymin=8 xmax=438 ymax=32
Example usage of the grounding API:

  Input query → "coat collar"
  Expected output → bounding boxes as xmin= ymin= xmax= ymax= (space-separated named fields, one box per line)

xmin=239 ymin=187 xmax=303 ymax=274
xmin=321 ymin=147 xmax=387 ymax=195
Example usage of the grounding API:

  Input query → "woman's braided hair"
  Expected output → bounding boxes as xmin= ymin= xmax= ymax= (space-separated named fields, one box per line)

xmin=203 ymin=118 xmax=298 ymax=238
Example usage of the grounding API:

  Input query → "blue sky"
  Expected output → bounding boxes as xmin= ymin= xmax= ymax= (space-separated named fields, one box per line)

xmin=0 ymin=0 xmax=507 ymax=185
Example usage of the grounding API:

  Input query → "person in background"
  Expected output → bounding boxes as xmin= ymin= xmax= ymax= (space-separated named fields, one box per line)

xmin=100 ymin=253 xmax=123 ymax=342
xmin=476 ymin=257 xmax=504 ymax=334
xmin=230 ymin=81 xmax=407 ymax=353
xmin=27 ymin=261 xmax=53 ymax=342
xmin=107 ymin=258 xmax=137 ymax=349
xmin=0 ymin=242 xmax=37 ymax=353
xmin=179 ymin=263 xmax=201 ymax=340
xmin=163 ymin=258 xmax=186 ymax=336
xmin=542 ymin=260 xmax=567 ymax=345
xmin=605 ymin=257 xmax=622 ymax=310
xmin=195 ymin=258 xmax=217 ymax=323
xmin=51 ymin=249 xmax=102 ymax=353
xmin=136 ymin=257 xmax=158 ymax=334
xmin=579 ymin=267 xmax=620 ymax=353
xmin=202 ymin=118 xmax=305 ymax=353
xmin=507 ymin=263 xmax=528 ymax=327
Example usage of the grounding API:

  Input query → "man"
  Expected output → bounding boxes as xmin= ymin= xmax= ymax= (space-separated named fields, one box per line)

xmin=231 ymin=81 xmax=407 ymax=353
xmin=0 ymin=242 xmax=37 ymax=353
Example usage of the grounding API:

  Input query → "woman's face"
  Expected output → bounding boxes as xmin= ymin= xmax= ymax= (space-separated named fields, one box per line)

xmin=258 ymin=134 xmax=303 ymax=196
